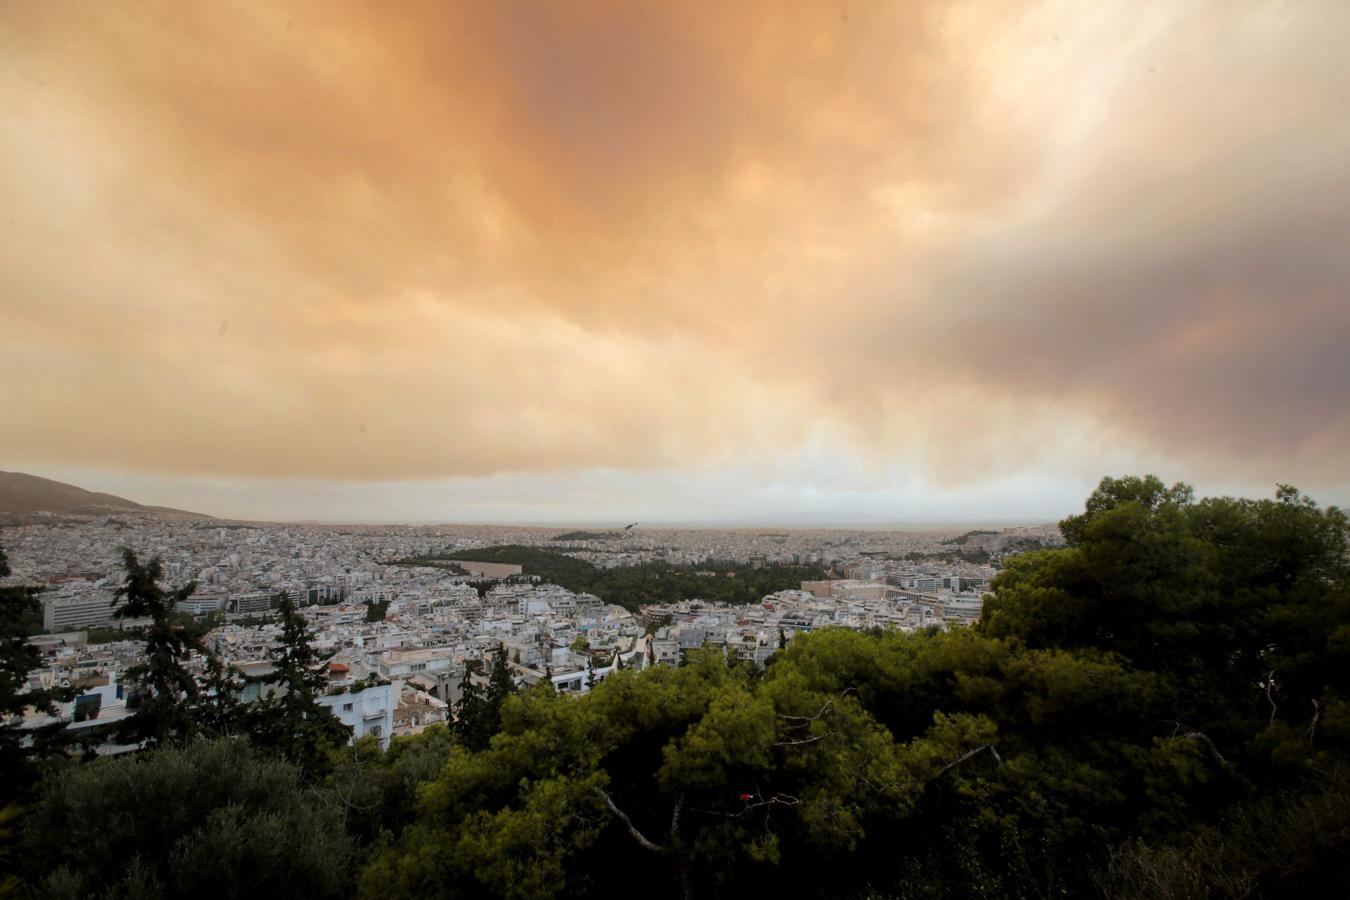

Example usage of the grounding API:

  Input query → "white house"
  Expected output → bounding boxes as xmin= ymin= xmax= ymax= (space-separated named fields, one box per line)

xmin=319 ymin=682 xmax=396 ymax=750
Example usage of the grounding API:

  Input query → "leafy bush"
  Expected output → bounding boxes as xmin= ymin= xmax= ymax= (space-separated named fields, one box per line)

xmin=23 ymin=739 xmax=354 ymax=899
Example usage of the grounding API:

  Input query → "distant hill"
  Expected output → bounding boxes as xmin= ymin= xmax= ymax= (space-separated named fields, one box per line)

xmin=0 ymin=471 xmax=208 ymax=523
xmin=551 ymin=530 xmax=619 ymax=542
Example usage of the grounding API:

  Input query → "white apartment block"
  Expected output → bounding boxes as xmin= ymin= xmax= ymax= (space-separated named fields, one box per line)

xmin=43 ymin=592 xmax=122 ymax=631
xmin=319 ymin=682 xmax=396 ymax=750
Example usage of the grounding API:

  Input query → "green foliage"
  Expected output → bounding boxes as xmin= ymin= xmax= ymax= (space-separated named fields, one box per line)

xmin=365 ymin=598 xmax=391 ymax=622
xmin=0 ymin=803 xmax=20 ymax=898
xmin=388 ymin=544 xmax=825 ymax=612
xmin=942 ymin=530 xmax=999 ymax=545
xmin=368 ymin=651 xmax=930 ymax=898
xmin=487 ymin=647 xmax=516 ymax=709
xmin=433 ymin=545 xmax=828 ymax=612
xmin=453 ymin=649 xmax=517 ymax=752
xmin=75 ymin=618 xmax=225 ymax=649
xmin=113 ymin=549 xmax=205 ymax=748
xmin=952 ymin=547 xmax=991 ymax=565
xmin=81 ymin=625 xmax=140 ymax=644
xmin=197 ymin=651 xmax=246 ymax=738
xmin=247 ymin=594 xmax=351 ymax=776
xmin=1097 ymin=763 xmax=1350 ymax=899
xmin=444 ymin=545 xmax=598 ymax=583
xmin=1 ymin=546 xmax=74 ymax=805
xmin=22 ymin=738 xmax=354 ymax=899
xmin=324 ymin=727 xmax=457 ymax=851
xmin=453 ymin=663 xmax=487 ymax=750
xmin=981 ymin=476 xmax=1350 ymax=770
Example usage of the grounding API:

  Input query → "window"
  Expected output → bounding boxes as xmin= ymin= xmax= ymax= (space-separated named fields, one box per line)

xmin=342 ymin=702 xmax=353 ymax=712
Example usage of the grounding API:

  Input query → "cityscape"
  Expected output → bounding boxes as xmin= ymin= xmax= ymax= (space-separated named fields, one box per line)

xmin=5 ymin=477 xmax=1059 ymax=753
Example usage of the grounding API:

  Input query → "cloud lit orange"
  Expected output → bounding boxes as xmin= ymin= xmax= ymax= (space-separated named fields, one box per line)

xmin=2 ymin=1 xmax=1347 ymax=518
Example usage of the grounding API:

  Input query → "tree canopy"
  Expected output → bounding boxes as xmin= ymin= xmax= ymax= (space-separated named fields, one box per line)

xmin=390 ymin=545 xmax=827 ymax=612
xmin=23 ymin=739 xmax=354 ymax=900
xmin=247 ymin=594 xmax=351 ymax=777
xmin=112 ymin=549 xmax=205 ymax=748
xmin=0 ymin=546 xmax=73 ymax=805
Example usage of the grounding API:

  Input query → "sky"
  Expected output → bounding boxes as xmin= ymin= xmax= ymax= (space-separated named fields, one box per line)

xmin=2 ymin=0 xmax=1348 ymax=524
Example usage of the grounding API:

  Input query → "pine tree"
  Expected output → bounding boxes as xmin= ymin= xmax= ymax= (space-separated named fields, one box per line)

xmin=197 ymin=651 xmax=245 ymax=738
xmin=482 ymin=646 xmax=516 ymax=740
xmin=250 ymin=594 xmax=349 ymax=775
xmin=1 ymin=546 xmax=74 ymax=804
xmin=452 ymin=662 xmax=485 ymax=749
xmin=486 ymin=646 xmax=515 ymax=709
xmin=114 ymin=549 xmax=203 ymax=748
xmin=451 ymin=649 xmax=517 ymax=752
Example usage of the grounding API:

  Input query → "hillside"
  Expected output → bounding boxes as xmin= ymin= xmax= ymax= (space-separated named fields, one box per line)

xmin=0 ymin=471 xmax=207 ymax=523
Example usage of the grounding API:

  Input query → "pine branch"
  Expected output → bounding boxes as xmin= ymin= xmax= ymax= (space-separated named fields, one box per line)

xmin=1176 ymin=729 xmax=1254 ymax=789
xmin=595 ymin=787 xmax=667 ymax=853
xmin=1266 ymin=669 xmax=1279 ymax=727
xmin=691 ymin=793 xmax=800 ymax=818
xmin=937 ymin=744 xmax=1003 ymax=777
xmin=773 ymin=733 xmax=833 ymax=747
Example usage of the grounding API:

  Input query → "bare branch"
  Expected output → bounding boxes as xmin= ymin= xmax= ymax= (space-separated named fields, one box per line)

xmin=670 ymin=792 xmax=684 ymax=840
xmin=1266 ymin=669 xmax=1279 ymax=727
xmin=595 ymin=787 xmax=667 ymax=853
xmin=1178 ymin=730 xmax=1253 ymax=789
xmin=1308 ymin=699 xmax=1321 ymax=746
xmin=1179 ymin=731 xmax=1228 ymax=766
xmin=773 ymin=733 xmax=833 ymax=747
xmin=777 ymin=700 xmax=834 ymax=726
xmin=937 ymin=743 xmax=1003 ymax=777
xmin=777 ymin=688 xmax=856 ymax=727
xmin=691 ymin=793 xmax=800 ymax=819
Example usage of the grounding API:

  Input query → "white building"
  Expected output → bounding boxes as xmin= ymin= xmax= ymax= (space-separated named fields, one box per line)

xmin=378 ymin=647 xmax=458 ymax=679
xmin=43 ymin=591 xmax=122 ymax=631
xmin=176 ymin=594 xmax=226 ymax=615
xmin=319 ymin=682 xmax=396 ymax=750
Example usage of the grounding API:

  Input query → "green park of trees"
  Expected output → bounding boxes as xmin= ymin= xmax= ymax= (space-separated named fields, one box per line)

xmin=1 ymin=476 xmax=1348 ymax=898
xmin=390 ymin=544 xmax=828 ymax=613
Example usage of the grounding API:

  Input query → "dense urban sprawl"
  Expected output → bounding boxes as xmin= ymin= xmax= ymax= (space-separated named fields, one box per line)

xmin=5 ymin=514 xmax=1059 ymax=748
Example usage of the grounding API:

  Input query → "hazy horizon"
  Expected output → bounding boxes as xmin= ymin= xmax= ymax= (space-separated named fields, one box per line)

xmin=5 ymin=462 xmax=1340 ymax=530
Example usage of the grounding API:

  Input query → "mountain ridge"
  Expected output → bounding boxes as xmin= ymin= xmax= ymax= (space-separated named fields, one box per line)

xmin=0 ymin=470 xmax=209 ymax=523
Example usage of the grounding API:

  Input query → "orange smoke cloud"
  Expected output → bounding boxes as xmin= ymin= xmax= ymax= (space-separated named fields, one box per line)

xmin=1 ymin=0 xmax=1347 ymax=489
